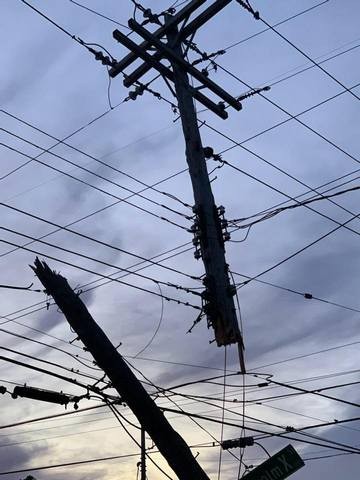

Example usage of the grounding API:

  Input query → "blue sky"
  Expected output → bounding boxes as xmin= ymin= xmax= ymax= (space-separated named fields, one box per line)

xmin=0 ymin=0 xmax=359 ymax=478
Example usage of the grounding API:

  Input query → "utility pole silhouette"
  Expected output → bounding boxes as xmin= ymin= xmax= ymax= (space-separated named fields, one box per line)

xmin=31 ymin=258 xmax=210 ymax=480
xmin=110 ymin=0 xmax=246 ymax=371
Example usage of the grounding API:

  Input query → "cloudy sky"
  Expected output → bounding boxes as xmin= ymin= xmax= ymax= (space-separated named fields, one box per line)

xmin=0 ymin=0 xmax=360 ymax=478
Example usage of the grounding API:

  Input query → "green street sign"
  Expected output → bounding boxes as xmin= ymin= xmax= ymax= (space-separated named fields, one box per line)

xmin=244 ymin=444 xmax=305 ymax=480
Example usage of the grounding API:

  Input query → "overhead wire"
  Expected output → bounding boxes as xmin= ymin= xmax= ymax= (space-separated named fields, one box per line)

xmin=1 ymin=109 xmax=192 ymax=211
xmin=205 ymin=125 xmax=360 ymax=246
xmin=106 ymin=399 xmax=174 ymax=480
xmin=257 ymin=12 xmax=360 ymax=102
xmin=0 ymin=200 xmax=197 ymax=283
xmin=0 ymin=235 xmax=202 ymax=311
xmin=231 ymin=270 xmax=360 ymax=314
xmin=236 ymin=208 xmax=360 ymax=288
xmin=217 ymin=347 xmax=227 ymax=480
xmin=0 ymin=223 xmax=201 ymax=299
xmin=68 ymin=0 xmax=130 ymax=28
xmin=229 ymin=185 xmax=360 ymax=231
xmin=0 ymin=353 xmax=110 ymax=395
xmin=222 ymin=0 xmax=330 ymax=52
xmin=0 ymin=345 xmax=105 ymax=384
xmin=0 ymin=134 xmax=190 ymax=231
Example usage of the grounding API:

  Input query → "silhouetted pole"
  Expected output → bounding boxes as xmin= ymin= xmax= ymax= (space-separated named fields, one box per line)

xmin=31 ymin=258 xmax=210 ymax=480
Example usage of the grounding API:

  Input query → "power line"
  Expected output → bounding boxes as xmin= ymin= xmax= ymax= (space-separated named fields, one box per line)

xmin=0 ymin=103 xmax=125 ymax=182
xmin=0 ymin=451 xmax=141 ymax=475
xmin=231 ymin=270 xmax=360 ymax=314
xmin=223 ymin=1 xmax=330 ymax=52
xmin=19 ymin=0 xmax=118 ymax=68
xmin=254 ymin=375 xmax=360 ymax=409
xmin=0 ymin=224 xmax=200 ymax=299
xmin=213 ymin=63 xmax=360 ymax=176
xmin=68 ymin=0 xmax=130 ymax=28
xmin=236 ymin=209 xmax=360 ymax=287
xmin=0 ymin=326 xmax=99 ymax=372
xmin=258 ymin=13 xmax=360 ymax=102
xmin=268 ymin=42 xmax=360 ymax=89
xmin=160 ymin=406 xmax=360 ymax=455
xmin=0 ymin=235 xmax=201 ymax=310
xmin=205 ymin=127 xmax=360 ymax=245
xmin=229 ymin=184 xmax=360 ymax=229
xmin=0 ymin=199 xmax=196 ymax=282
xmin=0 ymin=134 xmax=190 ymax=231
xmin=1 ymin=109 xmax=192 ymax=211
xmin=0 ymin=242 xmax=195 ymax=360
xmin=0 ymin=345 xmax=104 ymax=384
xmin=252 ymin=339 xmax=360 ymax=370
xmin=0 ymin=354 xmax=108 ymax=395
xmin=219 ymin=79 xmax=360 ymax=160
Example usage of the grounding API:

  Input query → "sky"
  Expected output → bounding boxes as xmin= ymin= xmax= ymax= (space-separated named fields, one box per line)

xmin=0 ymin=0 xmax=360 ymax=478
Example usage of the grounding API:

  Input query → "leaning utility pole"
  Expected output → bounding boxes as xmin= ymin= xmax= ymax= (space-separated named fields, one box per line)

xmin=110 ymin=0 xmax=246 ymax=371
xmin=31 ymin=258 xmax=210 ymax=480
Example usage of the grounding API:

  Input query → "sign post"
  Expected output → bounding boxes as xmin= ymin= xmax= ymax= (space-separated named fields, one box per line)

xmin=244 ymin=444 xmax=305 ymax=480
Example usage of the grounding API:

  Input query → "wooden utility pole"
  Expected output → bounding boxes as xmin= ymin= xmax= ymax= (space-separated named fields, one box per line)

xmin=110 ymin=0 xmax=245 ymax=371
xmin=31 ymin=258 xmax=210 ymax=480
xmin=140 ymin=427 xmax=146 ymax=480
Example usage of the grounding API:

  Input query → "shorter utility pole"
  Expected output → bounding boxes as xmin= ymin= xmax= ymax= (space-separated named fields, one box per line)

xmin=31 ymin=258 xmax=210 ymax=480
xmin=141 ymin=427 xmax=146 ymax=480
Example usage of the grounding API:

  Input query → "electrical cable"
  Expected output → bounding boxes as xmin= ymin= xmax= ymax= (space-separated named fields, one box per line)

xmin=231 ymin=270 xmax=360 ymax=314
xmin=160 ymin=406 xmax=360 ymax=455
xmin=0 ymin=135 xmax=190 ymax=231
xmin=217 ymin=347 xmax=227 ymax=480
xmin=236 ymin=209 xmax=360 ymax=288
xmin=133 ymin=283 xmax=165 ymax=358
xmin=0 ymin=451 xmax=141 ymax=475
xmin=230 ymin=184 xmax=360 ymax=230
xmin=212 ymin=64 xmax=360 ymax=178
xmin=0 ymin=234 xmax=201 ymax=310
xmin=0 ymin=353 xmax=108 ymax=395
xmin=254 ymin=375 xmax=360 ymax=409
xmin=0 ymin=242 xmax=195 ymax=361
xmin=258 ymin=14 xmax=360 ymax=102
xmin=205 ymin=125 xmax=360 ymax=245
xmin=252 ymin=340 xmax=360 ymax=370
xmin=122 ymin=364 xmax=360 ymax=454
xmin=0 ymin=224 xmax=201 ymax=300
xmin=0 ymin=200 xmax=197 ymax=283
xmin=222 ymin=1 xmax=330 ymax=52
xmin=258 ymin=404 xmax=360 ymax=435
xmin=0 ymin=326 xmax=99 ymax=371
xmin=1 ymin=109 xmax=192 ymax=211
xmin=268 ymin=41 xmax=360 ymax=89
xmin=0 ymin=345 xmax=104 ymax=384
xmin=68 ymin=0 xmax=130 ymax=28
xmin=106 ymin=400 xmax=174 ymax=480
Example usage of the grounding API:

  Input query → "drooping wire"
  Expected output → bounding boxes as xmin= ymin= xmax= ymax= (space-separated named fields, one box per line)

xmin=217 ymin=347 xmax=227 ymax=480
xmin=133 ymin=283 xmax=165 ymax=358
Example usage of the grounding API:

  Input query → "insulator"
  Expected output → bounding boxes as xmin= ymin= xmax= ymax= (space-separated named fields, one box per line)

xmin=0 ymin=386 xmax=6 ymax=395
xmin=12 ymin=386 xmax=70 ymax=405
xmin=221 ymin=436 xmax=254 ymax=450
xmin=221 ymin=219 xmax=228 ymax=228
xmin=223 ymin=232 xmax=231 ymax=242
xmin=203 ymin=146 xmax=214 ymax=159
xmin=227 ymin=285 xmax=236 ymax=296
